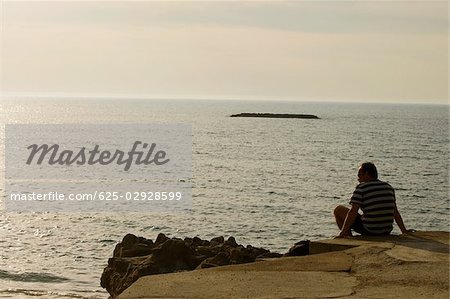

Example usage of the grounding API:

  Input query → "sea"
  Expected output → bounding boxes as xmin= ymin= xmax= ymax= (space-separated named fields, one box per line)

xmin=0 ymin=99 xmax=448 ymax=298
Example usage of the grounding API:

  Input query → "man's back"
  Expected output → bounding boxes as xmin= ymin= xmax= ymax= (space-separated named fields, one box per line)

xmin=350 ymin=180 xmax=396 ymax=235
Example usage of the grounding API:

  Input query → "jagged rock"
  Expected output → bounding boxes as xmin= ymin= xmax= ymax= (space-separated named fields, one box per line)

xmin=284 ymin=240 xmax=310 ymax=256
xmin=155 ymin=233 xmax=169 ymax=245
xmin=210 ymin=236 xmax=225 ymax=246
xmin=198 ymin=252 xmax=231 ymax=269
xmin=225 ymin=236 xmax=238 ymax=247
xmin=101 ymin=234 xmax=281 ymax=298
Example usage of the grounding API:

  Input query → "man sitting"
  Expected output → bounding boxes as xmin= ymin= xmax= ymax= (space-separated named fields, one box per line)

xmin=334 ymin=162 xmax=411 ymax=238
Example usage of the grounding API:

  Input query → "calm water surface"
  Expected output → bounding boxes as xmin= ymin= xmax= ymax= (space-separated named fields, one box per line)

xmin=0 ymin=99 xmax=448 ymax=298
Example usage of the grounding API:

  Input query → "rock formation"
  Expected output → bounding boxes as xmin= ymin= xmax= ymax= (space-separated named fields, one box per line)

xmin=114 ymin=231 xmax=450 ymax=299
xmin=101 ymin=233 xmax=282 ymax=298
xmin=230 ymin=113 xmax=320 ymax=119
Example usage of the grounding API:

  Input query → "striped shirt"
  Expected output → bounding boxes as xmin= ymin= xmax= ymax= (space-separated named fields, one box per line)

xmin=350 ymin=180 xmax=396 ymax=235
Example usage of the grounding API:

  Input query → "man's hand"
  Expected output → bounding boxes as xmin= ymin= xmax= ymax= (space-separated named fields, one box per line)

xmin=335 ymin=230 xmax=352 ymax=239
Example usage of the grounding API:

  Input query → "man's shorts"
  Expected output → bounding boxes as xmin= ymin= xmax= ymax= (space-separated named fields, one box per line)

xmin=351 ymin=214 xmax=390 ymax=236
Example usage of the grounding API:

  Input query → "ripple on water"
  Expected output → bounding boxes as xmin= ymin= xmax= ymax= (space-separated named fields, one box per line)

xmin=0 ymin=270 xmax=69 ymax=283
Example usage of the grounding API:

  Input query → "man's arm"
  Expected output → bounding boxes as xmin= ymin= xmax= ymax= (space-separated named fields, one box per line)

xmin=338 ymin=203 xmax=359 ymax=237
xmin=393 ymin=204 xmax=408 ymax=234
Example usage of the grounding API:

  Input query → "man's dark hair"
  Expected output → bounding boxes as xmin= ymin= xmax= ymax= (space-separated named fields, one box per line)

xmin=361 ymin=162 xmax=378 ymax=179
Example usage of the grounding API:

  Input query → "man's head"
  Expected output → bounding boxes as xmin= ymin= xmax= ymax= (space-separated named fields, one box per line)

xmin=358 ymin=162 xmax=378 ymax=183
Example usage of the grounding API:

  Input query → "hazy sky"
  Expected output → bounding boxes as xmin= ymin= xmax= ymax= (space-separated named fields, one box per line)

xmin=1 ymin=1 xmax=448 ymax=104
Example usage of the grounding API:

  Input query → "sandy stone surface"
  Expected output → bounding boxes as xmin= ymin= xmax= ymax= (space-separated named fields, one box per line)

xmin=118 ymin=231 xmax=449 ymax=299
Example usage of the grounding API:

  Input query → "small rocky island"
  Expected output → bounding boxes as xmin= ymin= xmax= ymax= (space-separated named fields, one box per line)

xmin=230 ymin=113 xmax=320 ymax=119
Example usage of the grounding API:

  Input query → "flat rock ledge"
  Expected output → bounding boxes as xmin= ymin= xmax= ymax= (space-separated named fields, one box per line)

xmin=230 ymin=113 xmax=320 ymax=119
xmin=101 ymin=233 xmax=282 ymax=298
xmin=113 ymin=231 xmax=449 ymax=299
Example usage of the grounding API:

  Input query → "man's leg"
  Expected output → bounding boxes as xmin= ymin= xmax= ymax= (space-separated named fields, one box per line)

xmin=334 ymin=205 xmax=350 ymax=230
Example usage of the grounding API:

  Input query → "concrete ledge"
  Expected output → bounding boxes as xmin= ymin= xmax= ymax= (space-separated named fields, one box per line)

xmin=119 ymin=270 xmax=356 ymax=299
xmin=309 ymin=241 xmax=359 ymax=254
xmin=118 ymin=231 xmax=449 ymax=299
